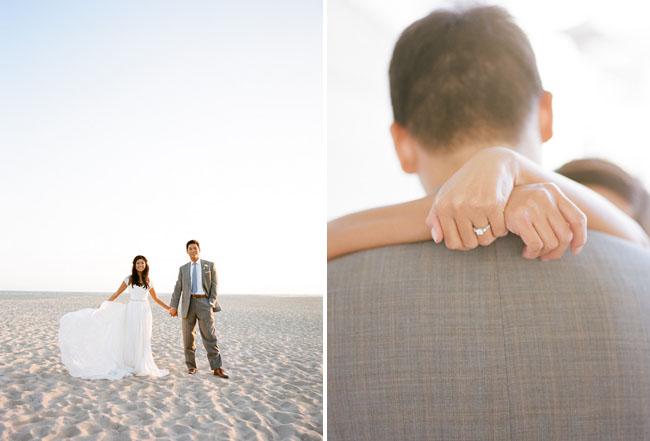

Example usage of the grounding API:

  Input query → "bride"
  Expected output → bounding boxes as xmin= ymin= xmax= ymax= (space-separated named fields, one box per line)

xmin=59 ymin=255 xmax=170 ymax=379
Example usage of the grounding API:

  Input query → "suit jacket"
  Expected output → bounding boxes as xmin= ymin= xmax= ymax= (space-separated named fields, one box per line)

xmin=328 ymin=232 xmax=650 ymax=441
xmin=170 ymin=259 xmax=221 ymax=318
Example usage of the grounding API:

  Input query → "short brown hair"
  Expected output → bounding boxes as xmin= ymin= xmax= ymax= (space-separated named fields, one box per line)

xmin=186 ymin=239 xmax=200 ymax=250
xmin=389 ymin=5 xmax=542 ymax=151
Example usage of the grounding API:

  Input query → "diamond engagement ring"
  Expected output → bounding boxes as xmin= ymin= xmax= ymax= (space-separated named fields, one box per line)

xmin=473 ymin=225 xmax=491 ymax=236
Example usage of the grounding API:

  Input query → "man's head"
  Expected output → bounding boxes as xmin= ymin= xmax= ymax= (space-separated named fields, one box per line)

xmin=186 ymin=239 xmax=200 ymax=261
xmin=389 ymin=5 xmax=553 ymax=179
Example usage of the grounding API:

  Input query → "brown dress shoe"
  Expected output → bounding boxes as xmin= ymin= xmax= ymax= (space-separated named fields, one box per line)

xmin=213 ymin=368 xmax=229 ymax=379
xmin=188 ymin=368 xmax=197 ymax=375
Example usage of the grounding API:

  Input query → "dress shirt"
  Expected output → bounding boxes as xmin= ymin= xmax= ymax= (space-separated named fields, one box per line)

xmin=189 ymin=259 xmax=206 ymax=294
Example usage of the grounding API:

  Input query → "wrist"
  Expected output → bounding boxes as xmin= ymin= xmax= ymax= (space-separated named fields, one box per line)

xmin=508 ymin=149 xmax=540 ymax=186
xmin=490 ymin=147 xmax=521 ymax=186
xmin=472 ymin=146 xmax=517 ymax=179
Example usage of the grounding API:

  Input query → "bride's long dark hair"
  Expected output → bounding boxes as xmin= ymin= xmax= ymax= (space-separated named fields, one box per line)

xmin=129 ymin=255 xmax=150 ymax=288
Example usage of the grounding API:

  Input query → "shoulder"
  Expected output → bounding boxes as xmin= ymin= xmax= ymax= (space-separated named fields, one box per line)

xmin=202 ymin=260 xmax=214 ymax=267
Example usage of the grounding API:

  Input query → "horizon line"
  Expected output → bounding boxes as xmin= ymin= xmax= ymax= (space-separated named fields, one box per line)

xmin=0 ymin=289 xmax=323 ymax=297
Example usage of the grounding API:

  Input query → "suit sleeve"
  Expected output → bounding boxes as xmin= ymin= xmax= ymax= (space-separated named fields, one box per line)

xmin=170 ymin=267 xmax=182 ymax=309
xmin=209 ymin=262 xmax=218 ymax=307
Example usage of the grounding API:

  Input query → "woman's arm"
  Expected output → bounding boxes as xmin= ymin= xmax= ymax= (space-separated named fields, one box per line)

xmin=149 ymin=287 xmax=170 ymax=311
xmin=328 ymin=196 xmax=433 ymax=260
xmin=428 ymin=147 xmax=649 ymax=249
xmin=108 ymin=282 xmax=127 ymax=301
xmin=328 ymin=147 xmax=649 ymax=260
xmin=328 ymin=183 xmax=585 ymax=260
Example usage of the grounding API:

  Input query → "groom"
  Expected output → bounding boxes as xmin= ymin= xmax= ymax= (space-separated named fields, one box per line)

xmin=169 ymin=239 xmax=229 ymax=379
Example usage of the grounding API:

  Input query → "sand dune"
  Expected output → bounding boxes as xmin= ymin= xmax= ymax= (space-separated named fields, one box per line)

xmin=0 ymin=292 xmax=322 ymax=440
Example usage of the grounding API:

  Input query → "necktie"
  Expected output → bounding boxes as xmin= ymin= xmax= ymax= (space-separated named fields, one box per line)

xmin=192 ymin=263 xmax=198 ymax=293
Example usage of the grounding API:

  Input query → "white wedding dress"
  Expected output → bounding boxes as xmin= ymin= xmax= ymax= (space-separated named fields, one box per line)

xmin=59 ymin=276 xmax=169 ymax=380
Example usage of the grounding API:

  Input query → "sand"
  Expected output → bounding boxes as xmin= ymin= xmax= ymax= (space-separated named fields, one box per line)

xmin=0 ymin=292 xmax=322 ymax=441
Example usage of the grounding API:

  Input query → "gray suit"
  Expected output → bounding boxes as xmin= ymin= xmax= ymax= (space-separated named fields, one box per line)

xmin=328 ymin=232 xmax=650 ymax=440
xmin=171 ymin=260 xmax=222 ymax=370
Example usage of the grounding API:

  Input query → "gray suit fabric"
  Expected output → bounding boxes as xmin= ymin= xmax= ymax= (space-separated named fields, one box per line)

xmin=170 ymin=260 xmax=222 ymax=370
xmin=328 ymin=232 xmax=650 ymax=441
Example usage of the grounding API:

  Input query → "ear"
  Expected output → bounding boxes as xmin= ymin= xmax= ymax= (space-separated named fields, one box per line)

xmin=390 ymin=122 xmax=418 ymax=174
xmin=538 ymin=90 xmax=553 ymax=142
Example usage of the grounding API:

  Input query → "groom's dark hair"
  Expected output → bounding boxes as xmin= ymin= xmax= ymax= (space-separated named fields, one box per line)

xmin=186 ymin=239 xmax=200 ymax=250
xmin=389 ymin=5 xmax=542 ymax=152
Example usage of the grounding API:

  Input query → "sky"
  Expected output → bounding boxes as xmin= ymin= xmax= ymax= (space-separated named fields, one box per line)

xmin=328 ymin=0 xmax=650 ymax=219
xmin=0 ymin=0 xmax=324 ymax=295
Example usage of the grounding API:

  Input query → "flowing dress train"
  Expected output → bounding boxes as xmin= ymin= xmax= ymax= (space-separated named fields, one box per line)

xmin=59 ymin=277 xmax=169 ymax=379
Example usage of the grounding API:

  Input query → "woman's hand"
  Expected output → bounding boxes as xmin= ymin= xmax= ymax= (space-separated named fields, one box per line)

xmin=426 ymin=147 xmax=587 ymax=259
xmin=426 ymin=147 xmax=517 ymax=250
xmin=505 ymin=183 xmax=587 ymax=260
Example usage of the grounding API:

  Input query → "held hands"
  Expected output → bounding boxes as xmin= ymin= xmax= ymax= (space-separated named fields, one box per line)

xmin=168 ymin=307 xmax=178 ymax=317
xmin=426 ymin=148 xmax=587 ymax=260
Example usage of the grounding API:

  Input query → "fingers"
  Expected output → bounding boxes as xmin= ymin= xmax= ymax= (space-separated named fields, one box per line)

xmin=556 ymin=194 xmax=588 ymax=254
xmin=539 ymin=211 xmax=573 ymax=261
xmin=467 ymin=213 xmax=497 ymax=247
xmin=503 ymin=182 xmax=590 ymax=261
xmin=429 ymin=204 xmax=501 ymax=249
xmin=425 ymin=207 xmax=444 ymax=244
xmin=457 ymin=218 xmax=480 ymax=249
xmin=513 ymin=216 xmax=544 ymax=259
xmin=486 ymin=208 xmax=508 ymax=238
xmin=439 ymin=216 xmax=467 ymax=251
xmin=531 ymin=217 xmax=560 ymax=258
xmin=428 ymin=180 xmax=516 ymax=249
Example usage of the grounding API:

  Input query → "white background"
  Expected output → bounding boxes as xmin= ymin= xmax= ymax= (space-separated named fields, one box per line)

xmin=0 ymin=0 xmax=324 ymax=294
xmin=328 ymin=0 xmax=650 ymax=219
